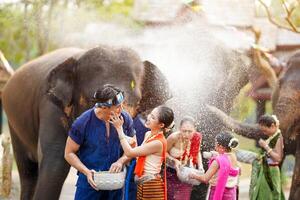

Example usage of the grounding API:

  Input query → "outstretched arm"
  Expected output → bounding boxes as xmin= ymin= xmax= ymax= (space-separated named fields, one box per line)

xmin=110 ymin=114 xmax=162 ymax=157
xmin=189 ymin=160 xmax=219 ymax=183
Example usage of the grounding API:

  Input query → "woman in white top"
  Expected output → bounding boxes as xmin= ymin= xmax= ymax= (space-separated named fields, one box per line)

xmin=110 ymin=105 xmax=174 ymax=200
xmin=166 ymin=116 xmax=204 ymax=200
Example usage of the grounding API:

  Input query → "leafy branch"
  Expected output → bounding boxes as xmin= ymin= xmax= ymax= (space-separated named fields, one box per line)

xmin=258 ymin=0 xmax=300 ymax=33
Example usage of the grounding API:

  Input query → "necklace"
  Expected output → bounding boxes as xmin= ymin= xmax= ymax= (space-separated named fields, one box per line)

xmin=179 ymin=134 xmax=191 ymax=166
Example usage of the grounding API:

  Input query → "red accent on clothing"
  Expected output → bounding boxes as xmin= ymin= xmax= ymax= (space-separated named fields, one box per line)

xmin=134 ymin=132 xmax=167 ymax=200
xmin=182 ymin=132 xmax=202 ymax=166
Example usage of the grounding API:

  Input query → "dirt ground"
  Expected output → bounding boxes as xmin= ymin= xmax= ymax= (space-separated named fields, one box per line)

xmin=0 ymin=167 xmax=290 ymax=200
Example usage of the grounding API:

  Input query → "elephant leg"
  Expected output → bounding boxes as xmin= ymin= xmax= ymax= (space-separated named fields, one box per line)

xmin=9 ymin=124 xmax=38 ymax=200
xmin=34 ymin=151 xmax=70 ymax=200
xmin=33 ymin=108 xmax=71 ymax=200
xmin=289 ymin=134 xmax=300 ymax=200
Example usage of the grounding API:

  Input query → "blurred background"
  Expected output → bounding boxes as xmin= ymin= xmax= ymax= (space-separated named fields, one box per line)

xmin=0 ymin=0 xmax=299 ymax=199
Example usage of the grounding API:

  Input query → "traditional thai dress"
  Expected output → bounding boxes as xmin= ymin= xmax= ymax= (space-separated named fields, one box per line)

xmin=249 ymin=130 xmax=285 ymax=200
xmin=167 ymin=132 xmax=202 ymax=200
xmin=208 ymin=154 xmax=240 ymax=200
xmin=134 ymin=132 xmax=167 ymax=200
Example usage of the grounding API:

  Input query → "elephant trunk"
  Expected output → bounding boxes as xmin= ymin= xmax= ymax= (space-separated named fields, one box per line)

xmin=206 ymin=105 xmax=266 ymax=140
xmin=252 ymin=48 xmax=278 ymax=91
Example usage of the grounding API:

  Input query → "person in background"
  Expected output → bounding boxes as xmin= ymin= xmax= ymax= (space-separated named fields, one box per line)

xmin=110 ymin=105 xmax=174 ymax=200
xmin=166 ymin=116 xmax=204 ymax=200
xmin=64 ymin=84 xmax=136 ymax=200
xmin=124 ymin=112 xmax=150 ymax=200
xmin=189 ymin=132 xmax=239 ymax=200
xmin=249 ymin=114 xmax=285 ymax=200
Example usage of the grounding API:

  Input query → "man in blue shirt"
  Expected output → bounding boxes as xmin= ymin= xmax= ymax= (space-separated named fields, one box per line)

xmin=65 ymin=84 xmax=136 ymax=200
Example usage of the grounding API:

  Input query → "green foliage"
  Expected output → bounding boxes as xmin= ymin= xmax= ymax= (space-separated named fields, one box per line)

xmin=256 ymin=0 xmax=300 ymax=31
xmin=0 ymin=5 xmax=31 ymax=68
xmin=230 ymin=84 xmax=257 ymax=122
xmin=84 ymin=0 xmax=143 ymax=28
xmin=0 ymin=0 xmax=141 ymax=69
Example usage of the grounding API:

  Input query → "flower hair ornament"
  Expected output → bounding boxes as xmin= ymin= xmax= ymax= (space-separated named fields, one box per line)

xmin=228 ymin=138 xmax=239 ymax=149
xmin=271 ymin=115 xmax=280 ymax=127
xmin=165 ymin=121 xmax=175 ymax=132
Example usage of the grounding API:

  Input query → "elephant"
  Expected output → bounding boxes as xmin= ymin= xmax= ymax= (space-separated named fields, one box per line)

xmin=206 ymin=50 xmax=300 ymax=200
xmin=2 ymin=46 xmax=171 ymax=200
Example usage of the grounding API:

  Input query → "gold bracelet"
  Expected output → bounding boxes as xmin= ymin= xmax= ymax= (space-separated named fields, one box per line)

xmin=267 ymin=148 xmax=272 ymax=154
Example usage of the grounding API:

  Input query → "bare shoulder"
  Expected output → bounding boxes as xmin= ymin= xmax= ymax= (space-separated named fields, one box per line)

xmin=144 ymin=131 xmax=151 ymax=139
xmin=167 ymin=131 xmax=180 ymax=140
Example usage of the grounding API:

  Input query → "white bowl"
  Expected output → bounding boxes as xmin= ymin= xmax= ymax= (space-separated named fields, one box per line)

xmin=93 ymin=168 xmax=126 ymax=190
xmin=177 ymin=166 xmax=204 ymax=185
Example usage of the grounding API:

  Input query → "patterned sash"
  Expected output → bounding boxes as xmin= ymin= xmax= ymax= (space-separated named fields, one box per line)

xmin=134 ymin=132 xmax=167 ymax=199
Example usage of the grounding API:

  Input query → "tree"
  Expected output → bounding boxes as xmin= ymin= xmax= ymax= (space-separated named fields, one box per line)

xmin=256 ymin=0 xmax=300 ymax=33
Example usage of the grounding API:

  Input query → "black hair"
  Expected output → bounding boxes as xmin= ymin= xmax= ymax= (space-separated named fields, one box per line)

xmin=180 ymin=116 xmax=196 ymax=127
xmin=157 ymin=106 xmax=174 ymax=130
xmin=215 ymin=132 xmax=239 ymax=151
xmin=258 ymin=114 xmax=276 ymax=128
xmin=93 ymin=84 xmax=124 ymax=104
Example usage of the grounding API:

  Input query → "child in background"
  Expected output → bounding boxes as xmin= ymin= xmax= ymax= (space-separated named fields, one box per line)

xmin=190 ymin=132 xmax=239 ymax=200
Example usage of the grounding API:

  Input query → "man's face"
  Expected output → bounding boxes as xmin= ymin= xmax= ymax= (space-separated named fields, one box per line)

xmin=100 ymin=103 xmax=123 ymax=119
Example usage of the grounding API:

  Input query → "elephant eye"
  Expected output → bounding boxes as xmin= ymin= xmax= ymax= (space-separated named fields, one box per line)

xmin=130 ymin=80 xmax=135 ymax=90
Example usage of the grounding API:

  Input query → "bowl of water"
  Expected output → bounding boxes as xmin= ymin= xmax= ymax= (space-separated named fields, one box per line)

xmin=177 ymin=166 xmax=204 ymax=185
xmin=93 ymin=168 xmax=126 ymax=190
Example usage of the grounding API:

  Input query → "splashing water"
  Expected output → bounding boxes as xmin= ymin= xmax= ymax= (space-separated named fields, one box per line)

xmin=51 ymin=7 xmax=254 ymax=132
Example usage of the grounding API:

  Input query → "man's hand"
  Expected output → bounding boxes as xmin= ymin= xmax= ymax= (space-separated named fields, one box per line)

xmin=85 ymin=169 xmax=98 ymax=190
xmin=109 ymin=161 xmax=123 ymax=173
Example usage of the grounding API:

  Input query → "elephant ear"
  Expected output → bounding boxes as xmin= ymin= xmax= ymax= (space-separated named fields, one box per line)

xmin=46 ymin=57 xmax=77 ymax=112
xmin=138 ymin=61 xmax=172 ymax=113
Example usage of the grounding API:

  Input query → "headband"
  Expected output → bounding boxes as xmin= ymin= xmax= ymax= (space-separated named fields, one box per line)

xmin=95 ymin=92 xmax=124 ymax=108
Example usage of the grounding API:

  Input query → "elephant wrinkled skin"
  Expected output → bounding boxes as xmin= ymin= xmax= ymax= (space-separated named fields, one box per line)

xmin=207 ymin=50 xmax=300 ymax=200
xmin=2 ymin=46 xmax=171 ymax=200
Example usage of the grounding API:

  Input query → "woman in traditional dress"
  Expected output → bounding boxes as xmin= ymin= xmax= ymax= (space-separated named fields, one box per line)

xmin=249 ymin=114 xmax=285 ymax=200
xmin=189 ymin=132 xmax=240 ymax=200
xmin=110 ymin=105 xmax=174 ymax=200
xmin=166 ymin=116 xmax=203 ymax=200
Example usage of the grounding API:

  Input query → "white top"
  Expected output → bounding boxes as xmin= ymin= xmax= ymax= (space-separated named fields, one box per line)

xmin=169 ymin=147 xmax=184 ymax=158
xmin=142 ymin=132 xmax=163 ymax=176
xmin=144 ymin=154 xmax=162 ymax=175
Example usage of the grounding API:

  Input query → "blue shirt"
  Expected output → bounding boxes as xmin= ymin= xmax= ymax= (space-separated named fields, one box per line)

xmin=69 ymin=108 xmax=135 ymax=188
xmin=133 ymin=114 xmax=149 ymax=146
